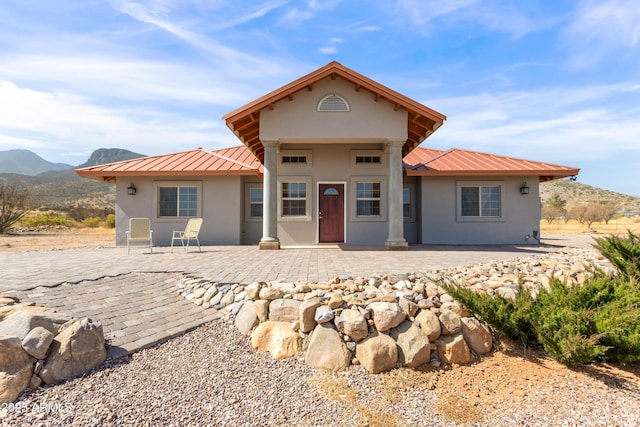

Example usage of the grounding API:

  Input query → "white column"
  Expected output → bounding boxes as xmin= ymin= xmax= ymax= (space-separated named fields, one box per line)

xmin=259 ymin=140 xmax=280 ymax=249
xmin=385 ymin=139 xmax=408 ymax=250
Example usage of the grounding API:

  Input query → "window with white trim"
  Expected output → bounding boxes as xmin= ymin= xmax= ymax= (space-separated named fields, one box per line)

xmin=356 ymin=155 xmax=381 ymax=164
xmin=356 ymin=182 xmax=381 ymax=216
xmin=282 ymin=155 xmax=307 ymax=164
xmin=317 ymin=94 xmax=350 ymax=111
xmin=157 ymin=184 xmax=199 ymax=217
xmin=282 ymin=182 xmax=307 ymax=216
xmin=457 ymin=182 xmax=502 ymax=220
xmin=249 ymin=185 xmax=263 ymax=218
xmin=351 ymin=150 xmax=385 ymax=168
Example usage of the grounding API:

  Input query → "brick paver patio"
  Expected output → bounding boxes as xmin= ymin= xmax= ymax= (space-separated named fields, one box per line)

xmin=1 ymin=234 xmax=593 ymax=358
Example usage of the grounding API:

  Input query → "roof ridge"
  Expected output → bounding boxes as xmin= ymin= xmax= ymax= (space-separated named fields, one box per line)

xmin=203 ymin=147 xmax=258 ymax=170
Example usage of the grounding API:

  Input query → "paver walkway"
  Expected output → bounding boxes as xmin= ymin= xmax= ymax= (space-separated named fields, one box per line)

xmin=1 ymin=234 xmax=594 ymax=358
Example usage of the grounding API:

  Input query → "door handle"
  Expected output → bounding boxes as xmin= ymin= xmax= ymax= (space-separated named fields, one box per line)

xmin=318 ymin=212 xmax=323 ymax=219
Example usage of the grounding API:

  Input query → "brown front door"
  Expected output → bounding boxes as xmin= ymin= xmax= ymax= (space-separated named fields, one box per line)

xmin=319 ymin=184 xmax=344 ymax=243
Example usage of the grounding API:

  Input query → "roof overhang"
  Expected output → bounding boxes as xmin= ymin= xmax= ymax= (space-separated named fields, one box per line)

xmin=222 ymin=61 xmax=446 ymax=163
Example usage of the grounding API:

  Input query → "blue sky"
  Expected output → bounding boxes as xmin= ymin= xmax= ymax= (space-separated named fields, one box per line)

xmin=0 ymin=1 xmax=639 ymax=196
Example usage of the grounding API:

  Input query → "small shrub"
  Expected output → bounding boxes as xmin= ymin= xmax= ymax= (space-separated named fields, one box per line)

xmin=106 ymin=214 xmax=116 ymax=228
xmin=593 ymin=231 xmax=640 ymax=279
xmin=82 ymin=217 xmax=101 ymax=228
xmin=22 ymin=213 xmax=74 ymax=228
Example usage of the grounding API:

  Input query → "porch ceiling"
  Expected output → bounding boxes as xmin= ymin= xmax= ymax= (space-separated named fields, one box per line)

xmin=222 ymin=61 xmax=446 ymax=163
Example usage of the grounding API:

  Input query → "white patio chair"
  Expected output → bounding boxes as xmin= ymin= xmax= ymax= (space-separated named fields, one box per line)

xmin=171 ymin=218 xmax=203 ymax=252
xmin=126 ymin=218 xmax=153 ymax=255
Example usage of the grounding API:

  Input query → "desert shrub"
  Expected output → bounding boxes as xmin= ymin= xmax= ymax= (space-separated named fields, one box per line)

xmin=22 ymin=213 xmax=74 ymax=227
xmin=82 ymin=217 xmax=101 ymax=228
xmin=444 ymin=284 xmax=538 ymax=347
xmin=444 ymin=274 xmax=640 ymax=366
xmin=106 ymin=214 xmax=116 ymax=228
xmin=593 ymin=231 xmax=640 ymax=280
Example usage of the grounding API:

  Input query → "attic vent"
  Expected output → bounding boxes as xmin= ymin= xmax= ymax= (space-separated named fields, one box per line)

xmin=317 ymin=94 xmax=350 ymax=112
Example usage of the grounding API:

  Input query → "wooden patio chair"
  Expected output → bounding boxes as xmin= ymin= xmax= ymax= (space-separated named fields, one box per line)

xmin=171 ymin=218 xmax=203 ymax=252
xmin=126 ymin=218 xmax=153 ymax=254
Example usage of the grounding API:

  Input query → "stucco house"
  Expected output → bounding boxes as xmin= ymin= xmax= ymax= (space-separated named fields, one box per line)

xmin=76 ymin=61 xmax=579 ymax=249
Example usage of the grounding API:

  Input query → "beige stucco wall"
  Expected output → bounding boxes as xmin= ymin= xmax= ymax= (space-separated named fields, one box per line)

xmin=420 ymin=176 xmax=541 ymax=245
xmin=260 ymin=77 xmax=407 ymax=143
xmin=115 ymin=176 xmax=243 ymax=246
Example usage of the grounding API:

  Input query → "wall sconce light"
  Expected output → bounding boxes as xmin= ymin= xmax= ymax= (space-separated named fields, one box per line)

xmin=519 ymin=182 xmax=530 ymax=195
xmin=127 ymin=183 xmax=137 ymax=196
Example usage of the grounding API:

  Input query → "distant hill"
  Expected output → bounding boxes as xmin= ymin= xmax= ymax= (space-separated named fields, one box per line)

xmin=0 ymin=148 xmax=146 ymax=209
xmin=540 ymin=179 xmax=640 ymax=213
xmin=77 ymin=148 xmax=145 ymax=168
xmin=0 ymin=149 xmax=72 ymax=175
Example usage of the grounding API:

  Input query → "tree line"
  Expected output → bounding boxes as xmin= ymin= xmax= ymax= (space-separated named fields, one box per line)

xmin=542 ymin=192 xmax=621 ymax=227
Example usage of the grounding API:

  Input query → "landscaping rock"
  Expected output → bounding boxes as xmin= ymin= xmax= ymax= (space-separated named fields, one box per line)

xmin=389 ymin=320 xmax=430 ymax=368
xmin=355 ymin=332 xmax=398 ymax=374
xmin=298 ymin=298 xmax=322 ymax=333
xmin=250 ymin=321 xmax=301 ymax=360
xmin=0 ymin=335 xmax=34 ymax=404
xmin=461 ymin=317 xmax=493 ymax=355
xmin=415 ymin=309 xmax=441 ymax=342
xmin=438 ymin=309 xmax=462 ymax=335
xmin=334 ymin=309 xmax=368 ymax=342
xmin=268 ymin=299 xmax=301 ymax=323
xmin=253 ymin=300 xmax=270 ymax=323
xmin=0 ymin=307 xmax=73 ymax=340
xmin=21 ymin=326 xmax=55 ymax=360
xmin=234 ymin=301 xmax=258 ymax=336
xmin=368 ymin=302 xmax=405 ymax=332
xmin=304 ymin=323 xmax=351 ymax=372
xmin=435 ymin=333 xmax=472 ymax=365
xmin=259 ymin=287 xmax=284 ymax=301
xmin=314 ymin=305 xmax=334 ymax=324
xmin=39 ymin=318 xmax=107 ymax=385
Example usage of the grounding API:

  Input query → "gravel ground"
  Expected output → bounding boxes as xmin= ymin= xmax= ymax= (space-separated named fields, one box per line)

xmin=3 ymin=316 xmax=639 ymax=427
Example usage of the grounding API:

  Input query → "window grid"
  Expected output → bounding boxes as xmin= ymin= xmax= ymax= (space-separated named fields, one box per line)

xmin=403 ymin=187 xmax=411 ymax=218
xmin=461 ymin=185 xmax=500 ymax=217
xmin=282 ymin=182 xmax=306 ymax=216
xmin=356 ymin=182 xmax=381 ymax=216
xmin=282 ymin=155 xmax=307 ymax=164
xmin=158 ymin=186 xmax=198 ymax=217
xmin=355 ymin=155 xmax=381 ymax=164
xmin=249 ymin=187 xmax=263 ymax=218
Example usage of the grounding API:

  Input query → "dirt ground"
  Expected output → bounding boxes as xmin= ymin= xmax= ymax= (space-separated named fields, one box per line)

xmin=0 ymin=227 xmax=115 ymax=252
xmin=2 ymin=228 xmax=639 ymax=425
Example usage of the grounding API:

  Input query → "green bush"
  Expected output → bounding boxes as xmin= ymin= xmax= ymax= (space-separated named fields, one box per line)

xmin=444 ymin=273 xmax=640 ymax=366
xmin=22 ymin=213 xmax=74 ymax=227
xmin=593 ymin=231 xmax=640 ymax=279
xmin=82 ymin=217 xmax=101 ymax=228
xmin=106 ymin=214 xmax=116 ymax=228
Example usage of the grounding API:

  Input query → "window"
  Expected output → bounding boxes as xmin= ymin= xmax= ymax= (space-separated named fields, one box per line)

xmin=403 ymin=187 xmax=411 ymax=218
xmin=355 ymin=155 xmax=381 ymax=164
xmin=158 ymin=185 xmax=198 ymax=217
xmin=282 ymin=155 xmax=307 ymax=164
xmin=249 ymin=186 xmax=263 ymax=218
xmin=356 ymin=182 xmax=381 ymax=216
xmin=459 ymin=184 xmax=501 ymax=218
xmin=282 ymin=182 xmax=306 ymax=216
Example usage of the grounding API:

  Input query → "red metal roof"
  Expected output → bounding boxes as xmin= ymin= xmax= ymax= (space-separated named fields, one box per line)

xmin=222 ymin=61 xmax=447 ymax=162
xmin=405 ymin=147 xmax=580 ymax=180
xmin=77 ymin=145 xmax=579 ymax=183
xmin=76 ymin=147 xmax=262 ymax=181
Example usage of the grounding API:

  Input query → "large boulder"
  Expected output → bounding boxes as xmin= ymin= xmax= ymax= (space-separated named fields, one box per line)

xmin=250 ymin=321 xmax=301 ymax=360
xmin=234 ymin=301 xmax=259 ymax=336
xmin=355 ymin=333 xmax=398 ymax=374
xmin=21 ymin=326 xmax=55 ymax=360
xmin=460 ymin=317 xmax=493 ymax=355
xmin=415 ymin=309 xmax=441 ymax=342
xmin=435 ymin=334 xmax=472 ymax=365
xmin=438 ymin=310 xmax=462 ymax=335
xmin=304 ymin=323 xmax=351 ymax=372
xmin=269 ymin=299 xmax=301 ymax=323
xmin=0 ymin=307 xmax=73 ymax=340
xmin=39 ymin=318 xmax=107 ymax=385
xmin=259 ymin=287 xmax=284 ymax=301
xmin=0 ymin=335 xmax=34 ymax=403
xmin=298 ymin=298 xmax=322 ymax=333
xmin=334 ymin=309 xmax=368 ymax=342
xmin=389 ymin=321 xmax=430 ymax=368
xmin=368 ymin=302 xmax=405 ymax=332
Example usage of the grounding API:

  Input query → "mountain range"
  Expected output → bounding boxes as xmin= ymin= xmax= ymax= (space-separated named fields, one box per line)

xmin=0 ymin=148 xmax=638 ymax=212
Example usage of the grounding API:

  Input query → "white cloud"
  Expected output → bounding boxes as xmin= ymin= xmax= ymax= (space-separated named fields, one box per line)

xmin=563 ymin=0 xmax=640 ymax=67
xmin=318 ymin=46 xmax=338 ymax=54
xmin=426 ymin=83 xmax=640 ymax=164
